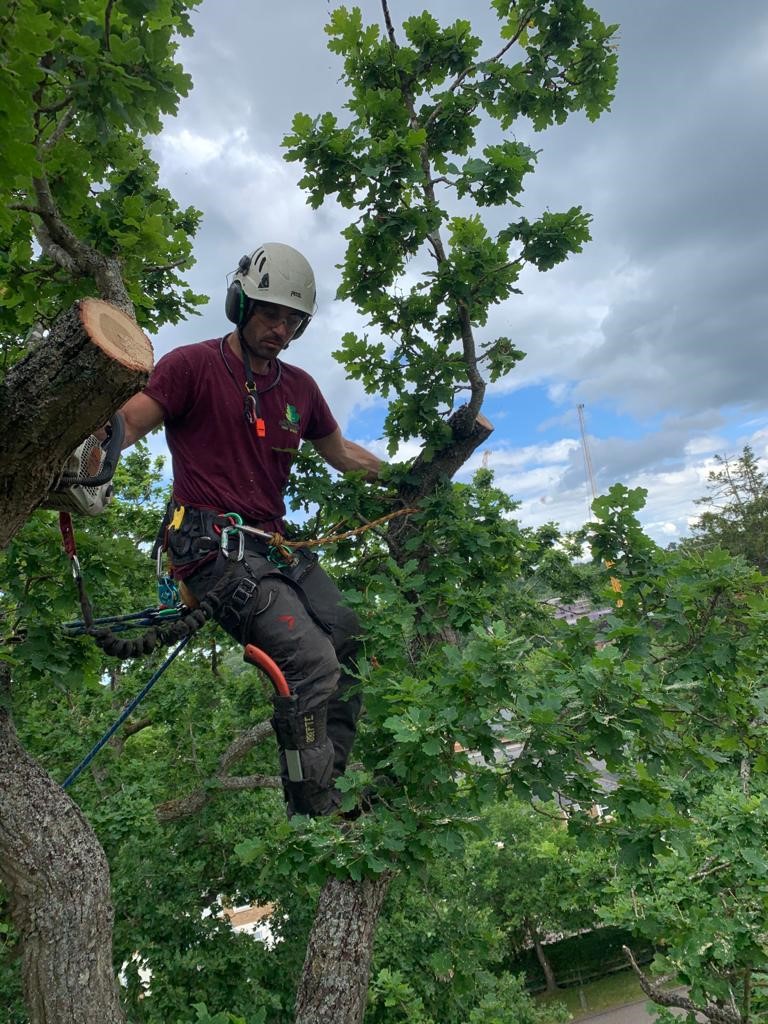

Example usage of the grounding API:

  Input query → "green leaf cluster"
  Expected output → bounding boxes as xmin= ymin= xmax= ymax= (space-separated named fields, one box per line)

xmin=0 ymin=0 xmax=206 ymax=356
xmin=283 ymin=1 xmax=617 ymax=450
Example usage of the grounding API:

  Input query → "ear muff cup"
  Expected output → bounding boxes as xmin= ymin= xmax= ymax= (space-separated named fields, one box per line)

xmin=225 ymin=280 xmax=247 ymax=325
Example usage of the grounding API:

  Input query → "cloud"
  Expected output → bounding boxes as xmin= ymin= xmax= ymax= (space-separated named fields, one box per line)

xmin=138 ymin=0 xmax=768 ymax=552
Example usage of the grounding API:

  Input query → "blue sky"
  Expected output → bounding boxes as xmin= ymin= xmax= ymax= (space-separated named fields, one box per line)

xmin=145 ymin=0 xmax=768 ymax=544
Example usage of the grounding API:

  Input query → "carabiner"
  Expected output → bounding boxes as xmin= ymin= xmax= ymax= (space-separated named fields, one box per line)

xmin=220 ymin=525 xmax=245 ymax=561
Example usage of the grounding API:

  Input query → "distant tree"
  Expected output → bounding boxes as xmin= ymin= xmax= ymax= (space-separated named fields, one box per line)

xmin=687 ymin=445 xmax=768 ymax=572
xmin=466 ymin=800 xmax=613 ymax=994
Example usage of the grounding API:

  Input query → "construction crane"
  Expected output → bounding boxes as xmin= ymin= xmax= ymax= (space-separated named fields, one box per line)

xmin=577 ymin=403 xmax=597 ymax=511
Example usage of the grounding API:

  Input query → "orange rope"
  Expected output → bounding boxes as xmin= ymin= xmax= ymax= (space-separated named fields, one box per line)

xmin=268 ymin=506 xmax=419 ymax=557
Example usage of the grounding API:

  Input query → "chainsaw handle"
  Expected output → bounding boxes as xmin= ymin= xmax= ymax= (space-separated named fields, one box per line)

xmin=57 ymin=412 xmax=125 ymax=488
xmin=92 ymin=412 xmax=124 ymax=484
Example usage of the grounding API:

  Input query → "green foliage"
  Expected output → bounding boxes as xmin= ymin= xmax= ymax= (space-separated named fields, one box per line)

xmin=684 ymin=444 xmax=768 ymax=573
xmin=0 ymin=0 xmax=205 ymax=359
xmin=466 ymin=800 xmax=614 ymax=963
xmin=283 ymin=0 xmax=617 ymax=451
xmin=604 ymin=781 xmax=768 ymax=1020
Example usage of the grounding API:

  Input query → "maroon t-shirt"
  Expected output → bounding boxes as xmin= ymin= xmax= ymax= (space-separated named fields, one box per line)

xmin=144 ymin=338 xmax=338 ymax=528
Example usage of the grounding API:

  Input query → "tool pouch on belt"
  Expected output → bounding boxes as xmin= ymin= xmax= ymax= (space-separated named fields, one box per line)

xmin=162 ymin=505 xmax=221 ymax=571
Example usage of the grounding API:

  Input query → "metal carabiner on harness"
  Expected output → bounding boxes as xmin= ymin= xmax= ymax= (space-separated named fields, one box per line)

xmin=219 ymin=512 xmax=245 ymax=561
xmin=156 ymin=546 xmax=181 ymax=607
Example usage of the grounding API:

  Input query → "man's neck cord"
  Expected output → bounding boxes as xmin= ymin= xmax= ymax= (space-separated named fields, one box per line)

xmin=219 ymin=334 xmax=282 ymax=439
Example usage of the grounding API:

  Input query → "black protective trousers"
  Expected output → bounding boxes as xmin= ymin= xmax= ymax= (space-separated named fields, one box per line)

xmin=167 ymin=510 xmax=362 ymax=817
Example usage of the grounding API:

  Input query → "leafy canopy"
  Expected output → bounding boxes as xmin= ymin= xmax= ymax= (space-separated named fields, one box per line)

xmin=0 ymin=0 xmax=205 ymax=356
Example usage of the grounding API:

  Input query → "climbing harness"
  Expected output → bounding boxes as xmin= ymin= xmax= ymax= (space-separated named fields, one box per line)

xmin=57 ymin=502 xmax=418 ymax=788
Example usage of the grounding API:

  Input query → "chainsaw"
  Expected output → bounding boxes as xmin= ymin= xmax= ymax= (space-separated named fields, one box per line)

xmin=43 ymin=413 xmax=125 ymax=516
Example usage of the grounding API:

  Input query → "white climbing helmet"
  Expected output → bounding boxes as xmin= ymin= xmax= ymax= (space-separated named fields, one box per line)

xmin=228 ymin=243 xmax=316 ymax=321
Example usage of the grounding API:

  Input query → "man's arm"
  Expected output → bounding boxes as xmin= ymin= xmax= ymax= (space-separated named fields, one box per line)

xmin=312 ymin=428 xmax=383 ymax=481
xmin=119 ymin=392 xmax=165 ymax=448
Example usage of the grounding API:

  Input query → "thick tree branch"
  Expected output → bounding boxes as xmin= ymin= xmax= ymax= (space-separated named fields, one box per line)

xmin=0 ymin=669 xmax=126 ymax=1023
xmin=32 ymin=174 xmax=133 ymax=313
xmin=623 ymin=946 xmax=742 ymax=1024
xmin=397 ymin=410 xmax=494 ymax=507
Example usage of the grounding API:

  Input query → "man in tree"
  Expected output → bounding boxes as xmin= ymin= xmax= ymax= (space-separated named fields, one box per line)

xmin=118 ymin=242 xmax=382 ymax=818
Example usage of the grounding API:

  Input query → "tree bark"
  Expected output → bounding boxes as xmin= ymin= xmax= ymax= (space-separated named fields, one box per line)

xmin=526 ymin=917 xmax=558 ymax=993
xmin=398 ymin=409 xmax=494 ymax=505
xmin=294 ymin=873 xmax=392 ymax=1024
xmin=0 ymin=298 xmax=152 ymax=547
xmin=0 ymin=669 xmax=125 ymax=1024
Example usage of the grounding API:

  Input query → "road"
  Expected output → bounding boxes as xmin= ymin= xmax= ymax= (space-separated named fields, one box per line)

xmin=579 ymin=995 xmax=701 ymax=1023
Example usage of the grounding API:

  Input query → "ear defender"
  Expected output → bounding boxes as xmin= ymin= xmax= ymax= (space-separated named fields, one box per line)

xmin=225 ymin=254 xmax=253 ymax=324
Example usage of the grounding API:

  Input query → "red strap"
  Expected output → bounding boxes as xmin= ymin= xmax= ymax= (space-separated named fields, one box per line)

xmin=59 ymin=511 xmax=77 ymax=558
xmin=243 ymin=643 xmax=290 ymax=697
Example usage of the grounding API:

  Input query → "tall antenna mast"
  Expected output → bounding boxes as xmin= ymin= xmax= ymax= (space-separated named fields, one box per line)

xmin=577 ymin=403 xmax=597 ymax=507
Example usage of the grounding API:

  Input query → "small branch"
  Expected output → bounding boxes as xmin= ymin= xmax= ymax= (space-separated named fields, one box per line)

xmin=144 ymin=257 xmax=188 ymax=274
xmin=9 ymin=203 xmax=43 ymax=216
xmin=217 ymin=720 xmax=274 ymax=774
xmin=691 ymin=858 xmax=732 ymax=881
xmin=32 ymin=173 xmax=134 ymax=313
xmin=155 ymin=771 xmax=281 ymax=822
xmin=215 ymin=773 xmax=281 ymax=792
xmin=37 ymin=95 xmax=75 ymax=116
xmin=41 ymin=103 xmax=76 ymax=151
xmin=155 ymin=719 xmax=278 ymax=823
xmin=103 ymin=0 xmax=117 ymax=51
xmin=420 ymin=10 xmax=532 ymax=133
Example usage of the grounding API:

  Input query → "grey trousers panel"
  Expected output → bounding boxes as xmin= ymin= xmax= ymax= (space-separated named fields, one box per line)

xmin=185 ymin=546 xmax=363 ymax=810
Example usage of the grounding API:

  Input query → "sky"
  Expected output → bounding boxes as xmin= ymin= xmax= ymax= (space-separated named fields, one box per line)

xmin=146 ymin=0 xmax=768 ymax=544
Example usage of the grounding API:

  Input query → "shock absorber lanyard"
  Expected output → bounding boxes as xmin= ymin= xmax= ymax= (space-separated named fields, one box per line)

xmin=219 ymin=336 xmax=282 ymax=440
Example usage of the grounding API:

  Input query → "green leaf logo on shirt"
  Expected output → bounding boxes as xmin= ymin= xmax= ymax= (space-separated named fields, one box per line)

xmin=280 ymin=404 xmax=301 ymax=433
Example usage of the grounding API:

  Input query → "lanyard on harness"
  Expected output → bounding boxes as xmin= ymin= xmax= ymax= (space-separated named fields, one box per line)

xmin=218 ymin=335 xmax=282 ymax=440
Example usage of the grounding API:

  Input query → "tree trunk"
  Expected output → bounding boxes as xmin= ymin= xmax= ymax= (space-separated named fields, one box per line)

xmin=0 ymin=670 xmax=125 ymax=1024
xmin=0 ymin=298 xmax=152 ymax=547
xmin=294 ymin=873 xmax=392 ymax=1024
xmin=0 ymin=298 xmax=150 ymax=1019
xmin=526 ymin=917 xmax=558 ymax=993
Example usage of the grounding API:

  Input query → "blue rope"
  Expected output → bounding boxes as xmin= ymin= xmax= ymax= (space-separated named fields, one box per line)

xmin=62 ymin=635 xmax=191 ymax=790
